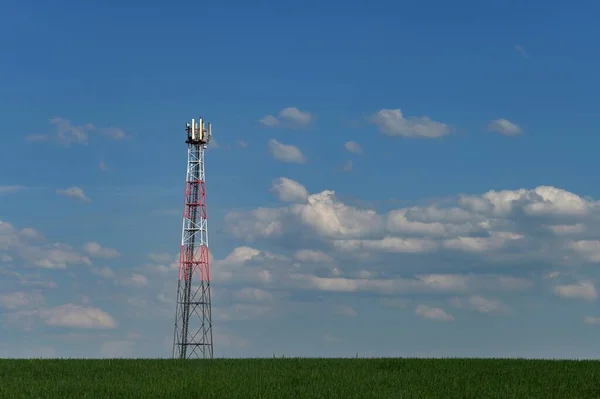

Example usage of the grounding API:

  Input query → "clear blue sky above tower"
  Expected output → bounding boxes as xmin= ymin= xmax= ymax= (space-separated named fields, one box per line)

xmin=1 ymin=0 xmax=600 ymax=358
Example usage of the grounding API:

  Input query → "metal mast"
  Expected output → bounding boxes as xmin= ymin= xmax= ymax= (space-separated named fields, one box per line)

xmin=172 ymin=116 xmax=214 ymax=359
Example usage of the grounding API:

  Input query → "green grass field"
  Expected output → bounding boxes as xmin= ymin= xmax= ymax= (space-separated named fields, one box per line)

xmin=1 ymin=358 xmax=599 ymax=398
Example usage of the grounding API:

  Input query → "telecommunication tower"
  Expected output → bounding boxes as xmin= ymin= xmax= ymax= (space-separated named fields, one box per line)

xmin=172 ymin=116 xmax=214 ymax=359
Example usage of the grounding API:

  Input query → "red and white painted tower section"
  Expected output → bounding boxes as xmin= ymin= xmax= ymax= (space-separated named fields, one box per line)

xmin=172 ymin=116 xmax=214 ymax=359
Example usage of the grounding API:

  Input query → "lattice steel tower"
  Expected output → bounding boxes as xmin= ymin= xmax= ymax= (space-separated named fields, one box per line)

xmin=172 ymin=116 xmax=214 ymax=359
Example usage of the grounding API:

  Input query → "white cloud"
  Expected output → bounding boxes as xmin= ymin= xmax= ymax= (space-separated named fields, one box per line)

xmin=287 ymin=273 xmax=528 ymax=295
xmin=568 ymin=240 xmax=600 ymax=263
xmin=584 ymin=316 xmax=600 ymax=325
xmin=268 ymin=139 xmax=307 ymax=164
xmin=415 ymin=305 xmax=453 ymax=321
xmin=0 ymin=185 xmax=26 ymax=195
xmin=370 ymin=109 xmax=451 ymax=138
xmin=296 ymin=191 xmax=382 ymax=239
xmin=48 ymin=117 xmax=91 ymax=144
xmin=39 ymin=304 xmax=117 ymax=329
xmin=0 ymin=220 xmax=91 ymax=269
xmin=227 ymin=189 xmax=381 ymax=240
xmin=223 ymin=183 xmax=600 ymax=263
xmin=487 ymin=119 xmax=523 ymax=136
xmin=260 ymin=115 xmax=279 ymax=127
xmin=57 ymin=186 xmax=91 ymax=203
xmin=119 ymin=273 xmax=148 ymax=288
xmin=294 ymin=249 xmax=333 ymax=263
xmin=5 ymin=303 xmax=118 ymax=331
xmin=98 ymin=127 xmax=126 ymax=140
xmin=344 ymin=141 xmax=363 ymax=154
xmin=20 ymin=228 xmax=40 ymax=239
xmin=224 ymin=179 xmax=600 ymax=302
xmin=209 ymin=246 xmax=283 ymax=285
xmin=466 ymin=295 xmax=509 ymax=313
xmin=0 ymin=291 xmax=45 ymax=310
xmin=218 ymin=246 xmax=262 ymax=266
xmin=260 ymin=107 xmax=313 ymax=128
xmin=91 ymin=264 xmax=148 ymax=288
xmin=553 ymin=281 xmax=597 ymax=301
xmin=271 ymin=177 xmax=308 ymax=203
xmin=28 ymin=244 xmax=91 ymax=268
xmin=224 ymin=208 xmax=286 ymax=241
xmin=459 ymin=185 xmax=593 ymax=217
xmin=83 ymin=242 xmax=120 ymax=259
xmin=25 ymin=117 xmax=128 ymax=144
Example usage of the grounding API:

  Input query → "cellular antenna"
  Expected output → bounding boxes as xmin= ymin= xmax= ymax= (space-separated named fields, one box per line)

xmin=172 ymin=116 xmax=214 ymax=359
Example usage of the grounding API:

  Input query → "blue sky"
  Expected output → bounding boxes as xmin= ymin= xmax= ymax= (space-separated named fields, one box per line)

xmin=2 ymin=0 xmax=600 ymax=358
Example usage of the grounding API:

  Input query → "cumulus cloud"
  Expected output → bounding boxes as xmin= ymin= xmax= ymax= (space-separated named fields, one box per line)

xmin=4 ymin=303 xmax=117 ymax=330
xmin=260 ymin=107 xmax=313 ymax=128
xmin=584 ymin=316 xmax=600 ymax=325
xmin=271 ymin=177 xmax=308 ymax=203
xmin=268 ymin=139 xmax=307 ymax=164
xmin=344 ymin=141 xmax=363 ymax=154
xmin=487 ymin=119 xmax=523 ymax=136
xmin=294 ymin=249 xmax=333 ymax=263
xmin=98 ymin=127 xmax=126 ymax=140
xmin=415 ymin=305 xmax=453 ymax=321
xmin=553 ymin=281 xmax=597 ymax=301
xmin=0 ymin=291 xmax=45 ymax=310
xmin=228 ymin=183 xmax=600 ymax=250
xmin=83 ymin=242 xmax=120 ymax=259
xmin=56 ymin=186 xmax=91 ymax=203
xmin=25 ymin=117 xmax=128 ymax=144
xmin=223 ymin=177 xmax=600 ymax=304
xmin=452 ymin=295 xmax=509 ymax=314
xmin=370 ymin=109 xmax=451 ymax=138
xmin=289 ymin=273 xmax=529 ymax=295
xmin=118 ymin=273 xmax=149 ymax=288
xmin=0 ymin=220 xmax=91 ymax=269
xmin=209 ymin=246 xmax=283 ymax=285
xmin=40 ymin=304 xmax=117 ymax=329
xmin=0 ymin=185 xmax=26 ymax=195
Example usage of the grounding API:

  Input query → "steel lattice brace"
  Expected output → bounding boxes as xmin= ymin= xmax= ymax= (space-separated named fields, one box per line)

xmin=172 ymin=125 xmax=213 ymax=359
